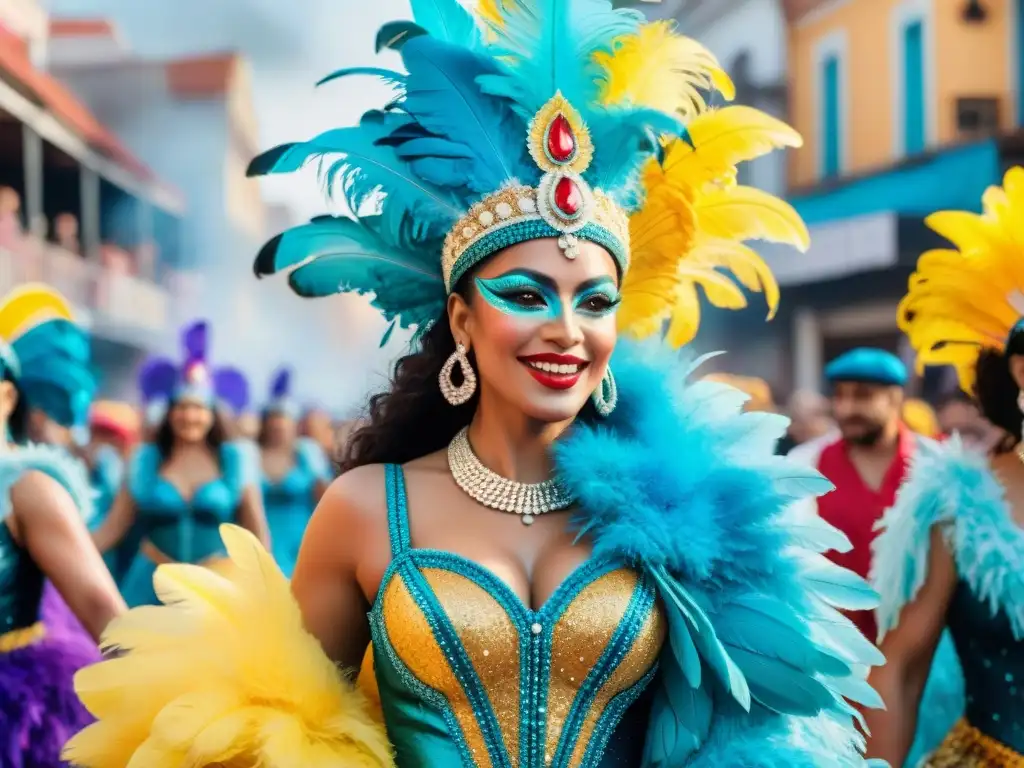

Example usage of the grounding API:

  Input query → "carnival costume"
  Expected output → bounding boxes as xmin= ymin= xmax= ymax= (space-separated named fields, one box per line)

xmin=117 ymin=322 xmax=254 ymax=608
xmin=65 ymin=2 xmax=885 ymax=766
xmin=0 ymin=285 xmax=101 ymax=767
xmin=261 ymin=367 xmax=331 ymax=576
xmin=874 ymin=166 xmax=1024 ymax=765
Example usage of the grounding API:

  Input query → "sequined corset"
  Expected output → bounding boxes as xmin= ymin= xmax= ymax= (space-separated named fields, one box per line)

xmin=947 ymin=579 xmax=1024 ymax=753
xmin=0 ymin=522 xmax=43 ymax=635
xmin=369 ymin=464 xmax=665 ymax=768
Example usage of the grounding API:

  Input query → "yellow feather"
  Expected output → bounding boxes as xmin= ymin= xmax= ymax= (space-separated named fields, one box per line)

xmin=900 ymin=167 xmax=1024 ymax=392
xmin=663 ymin=105 xmax=803 ymax=184
xmin=63 ymin=524 xmax=394 ymax=768
xmin=692 ymin=238 xmax=781 ymax=319
xmin=0 ymin=283 xmax=75 ymax=342
xmin=696 ymin=185 xmax=810 ymax=251
xmin=594 ymin=21 xmax=733 ymax=117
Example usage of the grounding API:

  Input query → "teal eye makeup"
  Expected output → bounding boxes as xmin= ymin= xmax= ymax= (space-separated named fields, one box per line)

xmin=574 ymin=277 xmax=621 ymax=318
xmin=475 ymin=273 xmax=560 ymax=319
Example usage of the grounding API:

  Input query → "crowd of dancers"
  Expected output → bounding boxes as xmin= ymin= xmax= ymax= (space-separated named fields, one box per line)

xmin=0 ymin=0 xmax=1022 ymax=765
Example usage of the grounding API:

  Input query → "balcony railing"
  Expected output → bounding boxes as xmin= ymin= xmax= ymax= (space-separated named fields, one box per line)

xmin=0 ymin=236 xmax=170 ymax=340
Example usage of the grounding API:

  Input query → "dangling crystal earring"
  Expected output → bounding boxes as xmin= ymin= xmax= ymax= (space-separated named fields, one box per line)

xmin=592 ymin=367 xmax=617 ymax=417
xmin=439 ymin=343 xmax=477 ymax=406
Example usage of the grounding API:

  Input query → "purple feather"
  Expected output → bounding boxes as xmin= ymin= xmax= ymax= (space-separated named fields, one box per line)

xmin=181 ymin=321 xmax=209 ymax=363
xmin=137 ymin=358 xmax=177 ymax=404
xmin=270 ymin=367 xmax=291 ymax=400
xmin=214 ymin=367 xmax=250 ymax=413
xmin=0 ymin=585 xmax=97 ymax=766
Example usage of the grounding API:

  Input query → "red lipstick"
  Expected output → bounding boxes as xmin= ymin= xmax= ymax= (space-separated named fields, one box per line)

xmin=518 ymin=353 xmax=589 ymax=391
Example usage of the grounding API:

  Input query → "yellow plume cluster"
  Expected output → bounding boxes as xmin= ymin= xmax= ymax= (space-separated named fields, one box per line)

xmin=594 ymin=20 xmax=734 ymax=118
xmin=898 ymin=167 xmax=1024 ymax=393
xmin=619 ymin=106 xmax=808 ymax=347
xmin=0 ymin=283 xmax=75 ymax=343
xmin=63 ymin=525 xmax=394 ymax=768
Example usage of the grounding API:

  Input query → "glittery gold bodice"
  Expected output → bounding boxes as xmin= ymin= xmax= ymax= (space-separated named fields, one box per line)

xmin=369 ymin=464 xmax=665 ymax=768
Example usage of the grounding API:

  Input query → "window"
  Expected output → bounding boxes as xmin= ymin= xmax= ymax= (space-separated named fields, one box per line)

xmin=821 ymin=55 xmax=841 ymax=178
xmin=902 ymin=20 xmax=925 ymax=154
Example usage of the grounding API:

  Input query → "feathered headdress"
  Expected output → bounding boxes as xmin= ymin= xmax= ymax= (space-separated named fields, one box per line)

xmin=137 ymin=320 xmax=250 ymax=416
xmin=250 ymin=0 xmax=807 ymax=348
xmin=898 ymin=166 xmax=1024 ymax=392
xmin=0 ymin=283 xmax=96 ymax=430
xmin=264 ymin=366 xmax=300 ymax=418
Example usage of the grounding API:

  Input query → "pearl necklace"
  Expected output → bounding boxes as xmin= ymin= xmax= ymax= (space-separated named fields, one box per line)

xmin=447 ymin=427 xmax=573 ymax=525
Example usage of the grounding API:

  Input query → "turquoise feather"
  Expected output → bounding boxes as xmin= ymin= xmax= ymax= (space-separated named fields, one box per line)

xmin=315 ymin=66 xmax=406 ymax=89
xmin=0 ymin=443 xmax=96 ymax=524
xmin=255 ymin=215 xmax=444 ymax=331
xmin=408 ymin=0 xmax=482 ymax=48
xmin=554 ymin=341 xmax=882 ymax=766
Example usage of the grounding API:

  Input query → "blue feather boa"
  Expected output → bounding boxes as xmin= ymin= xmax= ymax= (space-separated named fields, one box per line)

xmin=0 ymin=443 xmax=96 ymax=524
xmin=552 ymin=341 xmax=885 ymax=767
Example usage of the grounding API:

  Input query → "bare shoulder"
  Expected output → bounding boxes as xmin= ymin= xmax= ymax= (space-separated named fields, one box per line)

xmin=403 ymin=448 xmax=449 ymax=477
xmin=310 ymin=464 xmax=389 ymax=544
xmin=10 ymin=469 xmax=71 ymax=514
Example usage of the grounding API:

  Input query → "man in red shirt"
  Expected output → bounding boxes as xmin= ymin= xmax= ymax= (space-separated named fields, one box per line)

xmin=789 ymin=347 xmax=919 ymax=643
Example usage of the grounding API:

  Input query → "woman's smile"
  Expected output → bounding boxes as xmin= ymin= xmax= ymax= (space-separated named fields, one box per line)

xmin=518 ymin=353 xmax=589 ymax=390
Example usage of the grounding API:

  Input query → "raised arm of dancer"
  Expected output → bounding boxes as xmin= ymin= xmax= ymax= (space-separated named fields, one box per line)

xmin=865 ymin=527 xmax=956 ymax=764
xmin=89 ymin=485 xmax=136 ymax=553
xmin=291 ymin=468 xmax=377 ymax=670
xmin=236 ymin=483 xmax=271 ymax=548
xmin=10 ymin=471 xmax=125 ymax=642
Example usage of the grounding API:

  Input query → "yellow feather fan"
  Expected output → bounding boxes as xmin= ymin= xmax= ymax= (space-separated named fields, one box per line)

xmin=0 ymin=283 xmax=76 ymax=343
xmin=63 ymin=524 xmax=394 ymax=768
xmin=619 ymin=106 xmax=808 ymax=347
xmin=897 ymin=166 xmax=1024 ymax=393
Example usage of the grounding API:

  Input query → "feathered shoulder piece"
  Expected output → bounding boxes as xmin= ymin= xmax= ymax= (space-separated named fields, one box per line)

xmin=872 ymin=435 xmax=1024 ymax=640
xmin=554 ymin=341 xmax=884 ymax=766
xmin=64 ymin=524 xmax=392 ymax=767
xmin=251 ymin=0 xmax=807 ymax=348
xmin=898 ymin=167 xmax=1024 ymax=392
xmin=0 ymin=443 xmax=96 ymax=525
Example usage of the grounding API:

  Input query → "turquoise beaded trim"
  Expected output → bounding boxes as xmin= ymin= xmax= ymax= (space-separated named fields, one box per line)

xmin=371 ymin=463 xmax=659 ymax=768
xmin=447 ymin=220 xmax=627 ymax=293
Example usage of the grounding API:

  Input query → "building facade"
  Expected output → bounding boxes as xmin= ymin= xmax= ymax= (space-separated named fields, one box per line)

xmin=0 ymin=0 xmax=185 ymax=397
xmin=782 ymin=0 xmax=1022 ymax=395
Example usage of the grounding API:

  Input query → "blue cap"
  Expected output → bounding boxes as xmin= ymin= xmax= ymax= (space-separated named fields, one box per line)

xmin=825 ymin=348 xmax=907 ymax=387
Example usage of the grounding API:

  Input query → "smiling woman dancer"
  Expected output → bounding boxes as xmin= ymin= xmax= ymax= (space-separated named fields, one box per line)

xmin=867 ymin=168 xmax=1024 ymax=766
xmin=89 ymin=321 xmax=269 ymax=607
xmin=64 ymin=2 xmax=885 ymax=766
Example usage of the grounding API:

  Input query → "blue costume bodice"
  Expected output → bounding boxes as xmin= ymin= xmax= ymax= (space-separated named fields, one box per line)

xmin=262 ymin=439 xmax=328 ymax=576
xmin=0 ymin=522 xmax=43 ymax=634
xmin=369 ymin=465 xmax=665 ymax=768
xmin=0 ymin=444 xmax=94 ymax=633
xmin=947 ymin=579 xmax=1024 ymax=751
xmin=129 ymin=442 xmax=247 ymax=563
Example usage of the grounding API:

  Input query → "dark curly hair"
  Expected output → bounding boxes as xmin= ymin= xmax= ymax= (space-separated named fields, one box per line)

xmin=974 ymin=328 xmax=1024 ymax=448
xmin=5 ymin=373 xmax=29 ymax=445
xmin=339 ymin=278 xmax=603 ymax=472
xmin=338 ymin=304 xmax=476 ymax=473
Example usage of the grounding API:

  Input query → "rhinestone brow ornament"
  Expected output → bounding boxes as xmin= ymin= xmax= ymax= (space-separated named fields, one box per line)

xmin=447 ymin=427 xmax=573 ymax=525
xmin=527 ymin=92 xmax=596 ymax=260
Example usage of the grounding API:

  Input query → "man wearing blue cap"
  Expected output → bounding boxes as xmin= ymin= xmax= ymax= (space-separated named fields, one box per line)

xmin=790 ymin=347 xmax=917 ymax=643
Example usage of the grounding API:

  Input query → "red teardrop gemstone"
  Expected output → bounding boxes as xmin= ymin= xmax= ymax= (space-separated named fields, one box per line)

xmin=546 ymin=114 xmax=576 ymax=163
xmin=553 ymin=176 xmax=582 ymax=217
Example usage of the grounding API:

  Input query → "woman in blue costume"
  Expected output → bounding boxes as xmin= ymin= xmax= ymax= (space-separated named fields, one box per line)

xmin=0 ymin=284 xmax=125 ymax=768
xmin=65 ymin=3 xmax=885 ymax=766
xmin=867 ymin=167 xmax=1024 ymax=766
xmin=89 ymin=321 xmax=270 ymax=607
xmin=259 ymin=367 xmax=330 ymax=576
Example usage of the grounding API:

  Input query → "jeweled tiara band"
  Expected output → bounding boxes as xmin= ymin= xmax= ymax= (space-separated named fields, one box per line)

xmin=440 ymin=92 xmax=631 ymax=293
